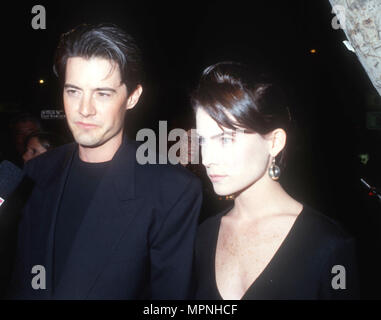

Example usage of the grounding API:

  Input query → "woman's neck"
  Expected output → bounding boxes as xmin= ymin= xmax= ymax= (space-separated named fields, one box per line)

xmin=230 ymin=176 xmax=302 ymax=222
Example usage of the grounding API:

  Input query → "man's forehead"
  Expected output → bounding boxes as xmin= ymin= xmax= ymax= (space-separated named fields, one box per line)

xmin=65 ymin=56 xmax=123 ymax=85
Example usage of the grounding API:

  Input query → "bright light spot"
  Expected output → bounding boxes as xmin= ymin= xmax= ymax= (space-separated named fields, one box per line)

xmin=310 ymin=49 xmax=317 ymax=54
xmin=359 ymin=153 xmax=369 ymax=165
xmin=39 ymin=79 xmax=44 ymax=84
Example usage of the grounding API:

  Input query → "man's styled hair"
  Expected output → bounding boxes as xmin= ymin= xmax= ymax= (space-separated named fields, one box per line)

xmin=53 ymin=23 xmax=143 ymax=96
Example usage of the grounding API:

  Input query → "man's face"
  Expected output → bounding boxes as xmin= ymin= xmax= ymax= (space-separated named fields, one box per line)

xmin=63 ymin=57 xmax=132 ymax=149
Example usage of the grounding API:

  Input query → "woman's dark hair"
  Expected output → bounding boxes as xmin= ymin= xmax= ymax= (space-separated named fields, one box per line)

xmin=53 ymin=23 xmax=143 ymax=96
xmin=191 ymin=61 xmax=292 ymax=168
xmin=24 ymin=131 xmax=65 ymax=151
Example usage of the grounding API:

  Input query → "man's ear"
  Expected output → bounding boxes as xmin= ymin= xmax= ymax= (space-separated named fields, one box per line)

xmin=126 ymin=85 xmax=143 ymax=110
xmin=268 ymin=128 xmax=287 ymax=157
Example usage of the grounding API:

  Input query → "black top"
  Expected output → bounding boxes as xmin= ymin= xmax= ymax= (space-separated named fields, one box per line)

xmin=53 ymin=149 xmax=111 ymax=286
xmin=195 ymin=205 xmax=359 ymax=299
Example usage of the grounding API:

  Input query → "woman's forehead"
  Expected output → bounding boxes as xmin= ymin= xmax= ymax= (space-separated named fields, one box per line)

xmin=197 ymin=111 xmax=251 ymax=139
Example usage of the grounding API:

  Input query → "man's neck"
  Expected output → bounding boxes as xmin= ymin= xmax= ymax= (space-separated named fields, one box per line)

xmin=78 ymin=134 xmax=123 ymax=163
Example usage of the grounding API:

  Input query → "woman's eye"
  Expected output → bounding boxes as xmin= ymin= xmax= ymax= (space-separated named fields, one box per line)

xmin=221 ymin=136 xmax=234 ymax=144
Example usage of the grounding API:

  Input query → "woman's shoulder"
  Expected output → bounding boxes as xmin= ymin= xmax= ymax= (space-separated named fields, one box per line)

xmin=198 ymin=205 xmax=231 ymax=229
xmin=298 ymin=204 xmax=354 ymax=245
xmin=196 ymin=206 xmax=232 ymax=243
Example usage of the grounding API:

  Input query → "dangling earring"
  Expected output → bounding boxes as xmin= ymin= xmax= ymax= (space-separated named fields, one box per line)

xmin=268 ymin=157 xmax=281 ymax=180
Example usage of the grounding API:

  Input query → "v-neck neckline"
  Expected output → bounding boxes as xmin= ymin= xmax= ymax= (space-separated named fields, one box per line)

xmin=212 ymin=205 xmax=306 ymax=300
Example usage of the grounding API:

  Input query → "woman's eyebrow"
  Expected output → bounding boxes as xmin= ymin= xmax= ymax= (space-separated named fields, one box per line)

xmin=196 ymin=133 xmax=229 ymax=140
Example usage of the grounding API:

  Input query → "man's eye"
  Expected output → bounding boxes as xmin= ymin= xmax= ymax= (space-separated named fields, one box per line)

xmin=97 ymin=92 xmax=111 ymax=98
xmin=66 ymin=89 xmax=80 ymax=96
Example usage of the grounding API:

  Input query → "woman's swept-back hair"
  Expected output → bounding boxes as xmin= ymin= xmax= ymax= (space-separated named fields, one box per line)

xmin=53 ymin=23 xmax=143 ymax=96
xmin=191 ymin=61 xmax=292 ymax=167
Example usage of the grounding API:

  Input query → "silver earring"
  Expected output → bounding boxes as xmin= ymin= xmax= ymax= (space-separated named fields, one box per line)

xmin=268 ymin=158 xmax=281 ymax=180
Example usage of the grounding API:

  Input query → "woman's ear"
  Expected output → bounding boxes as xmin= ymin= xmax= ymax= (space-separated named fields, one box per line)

xmin=268 ymin=128 xmax=286 ymax=157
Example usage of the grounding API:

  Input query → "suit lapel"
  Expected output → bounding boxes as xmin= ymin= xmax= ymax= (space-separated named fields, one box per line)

xmin=33 ymin=143 xmax=76 ymax=296
xmin=54 ymin=137 xmax=143 ymax=299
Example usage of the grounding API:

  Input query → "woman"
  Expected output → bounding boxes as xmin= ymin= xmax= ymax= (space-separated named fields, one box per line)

xmin=192 ymin=62 xmax=358 ymax=299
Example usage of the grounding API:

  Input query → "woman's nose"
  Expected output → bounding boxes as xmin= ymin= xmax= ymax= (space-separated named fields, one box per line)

xmin=201 ymin=143 xmax=219 ymax=167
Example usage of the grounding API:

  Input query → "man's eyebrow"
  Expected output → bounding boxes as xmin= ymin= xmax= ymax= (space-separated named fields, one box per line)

xmin=94 ymin=87 xmax=117 ymax=93
xmin=64 ymin=84 xmax=117 ymax=93
xmin=64 ymin=83 xmax=82 ymax=90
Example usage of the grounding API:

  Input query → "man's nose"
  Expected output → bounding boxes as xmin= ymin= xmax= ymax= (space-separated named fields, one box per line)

xmin=78 ymin=94 xmax=96 ymax=117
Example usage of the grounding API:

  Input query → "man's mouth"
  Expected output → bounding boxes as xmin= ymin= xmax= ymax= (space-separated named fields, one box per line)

xmin=76 ymin=121 xmax=98 ymax=129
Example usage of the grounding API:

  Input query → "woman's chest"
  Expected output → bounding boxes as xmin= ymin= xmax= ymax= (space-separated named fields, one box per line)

xmin=214 ymin=218 xmax=295 ymax=299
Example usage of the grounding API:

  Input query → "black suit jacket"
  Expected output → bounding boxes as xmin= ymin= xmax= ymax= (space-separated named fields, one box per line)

xmin=8 ymin=137 xmax=202 ymax=299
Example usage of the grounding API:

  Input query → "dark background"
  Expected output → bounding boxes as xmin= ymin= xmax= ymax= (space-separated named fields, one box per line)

xmin=0 ymin=0 xmax=380 ymax=298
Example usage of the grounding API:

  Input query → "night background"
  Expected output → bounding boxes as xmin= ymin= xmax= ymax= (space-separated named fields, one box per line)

xmin=0 ymin=0 xmax=380 ymax=298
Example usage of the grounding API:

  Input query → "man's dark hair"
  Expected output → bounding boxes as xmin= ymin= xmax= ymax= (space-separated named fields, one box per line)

xmin=53 ymin=23 xmax=143 ymax=96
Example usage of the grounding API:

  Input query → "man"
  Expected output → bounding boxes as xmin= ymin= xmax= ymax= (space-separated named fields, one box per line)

xmin=8 ymin=24 xmax=202 ymax=299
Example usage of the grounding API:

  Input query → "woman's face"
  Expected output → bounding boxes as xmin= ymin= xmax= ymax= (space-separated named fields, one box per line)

xmin=22 ymin=137 xmax=47 ymax=163
xmin=196 ymin=107 xmax=272 ymax=196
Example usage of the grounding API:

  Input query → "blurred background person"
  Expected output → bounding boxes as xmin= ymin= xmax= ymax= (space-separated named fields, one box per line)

xmin=22 ymin=131 xmax=64 ymax=164
xmin=6 ymin=113 xmax=42 ymax=167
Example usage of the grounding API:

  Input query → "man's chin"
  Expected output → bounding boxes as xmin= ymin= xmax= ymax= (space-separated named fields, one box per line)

xmin=78 ymin=142 xmax=102 ymax=148
xmin=74 ymin=135 xmax=103 ymax=148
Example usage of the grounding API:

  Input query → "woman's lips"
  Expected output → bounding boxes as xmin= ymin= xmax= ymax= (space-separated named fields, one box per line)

xmin=209 ymin=174 xmax=227 ymax=182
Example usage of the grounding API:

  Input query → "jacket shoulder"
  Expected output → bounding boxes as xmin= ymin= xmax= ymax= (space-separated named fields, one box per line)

xmin=128 ymin=139 xmax=201 ymax=213
xmin=136 ymin=161 xmax=202 ymax=207
xmin=130 ymin=139 xmax=201 ymax=195
xmin=23 ymin=143 xmax=74 ymax=182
